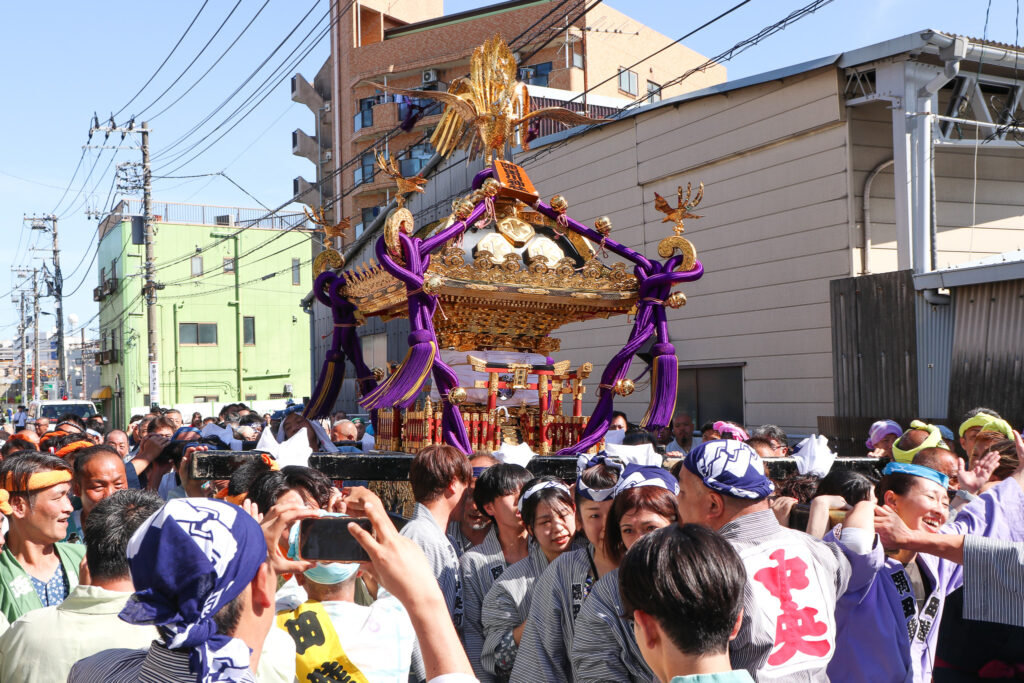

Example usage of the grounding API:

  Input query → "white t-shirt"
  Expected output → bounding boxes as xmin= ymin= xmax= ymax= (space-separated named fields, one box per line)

xmin=320 ymin=597 xmax=416 ymax=683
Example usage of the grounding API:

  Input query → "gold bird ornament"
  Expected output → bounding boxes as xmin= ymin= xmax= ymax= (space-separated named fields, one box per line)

xmin=363 ymin=35 xmax=605 ymax=164
xmin=375 ymin=151 xmax=428 ymax=205
xmin=654 ymin=182 xmax=704 ymax=235
xmin=303 ymin=206 xmax=351 ymax=239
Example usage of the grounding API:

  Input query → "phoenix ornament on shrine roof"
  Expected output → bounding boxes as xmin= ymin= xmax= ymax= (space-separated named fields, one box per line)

xmin=364 ymin=34 xmax=605 ymax=164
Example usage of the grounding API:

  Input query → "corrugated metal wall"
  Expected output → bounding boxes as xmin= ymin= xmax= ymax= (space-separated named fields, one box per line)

xmin=915 ymin=293 xmax=955 ymax=420
xmin=830 ymin=270 xmax=918 ymax=418
xmin=949 ymin=279 xmax=1024 ymax=428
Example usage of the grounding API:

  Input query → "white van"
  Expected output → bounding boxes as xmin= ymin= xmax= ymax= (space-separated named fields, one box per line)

xmin=27 ymin=399 xmax=98 ymax=424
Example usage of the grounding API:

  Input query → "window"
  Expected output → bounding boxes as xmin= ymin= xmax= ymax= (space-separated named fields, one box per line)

xmin=243 ymin=316 xmax=255 ymax=345
xmin=354 ymin=96 xmax=375 ymax=131
xmin=618 ymin=68 xmax=638 ymax=95
xmin=110 ymin=259 xmax=117 ymax=278
xmin=361 ymin=206 xmax=380 ymax=228
xmin=223 ymin=258 xmax=235 ymax=273
xmin=245 ymin=393 xmax=257 ymax=402
xmin=191 ymin=255 xmax=203 ymax=277
xmin=179 ymin=323 xmax=218 ymax=346
xmin=194 ymin=395 xmax=219 ymax=403
xmin=573 ymin=50 xmax=584 ymax=69
xmin=355 ymin=152 xmax=376 ymax=185
xmin=647 ymin=80 xmax=662 ymax=103
xmin=291 ymin=258 xmax=301 ymax=286
xmin=675 ymin=364 xmax=744 ymax=430
xmin=518 ymin=62 xmax=552 ymax=87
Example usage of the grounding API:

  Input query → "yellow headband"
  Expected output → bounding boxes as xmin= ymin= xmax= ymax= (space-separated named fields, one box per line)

xmin=891 ymin=420 xmax=943 ymax=464
xmin=0 ymin=470 xmax=73 ymax=515
xmin=958 ymin=414 xmax=1013 ymax=439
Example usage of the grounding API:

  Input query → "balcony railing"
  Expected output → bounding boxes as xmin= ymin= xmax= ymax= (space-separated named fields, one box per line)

xmin=398 ymin=98 xmax=442 ymax=125
xmin=354 ymin=109 xmax=373 ymax=132
xmin=400 ymin=157 xmax=429 ymax=177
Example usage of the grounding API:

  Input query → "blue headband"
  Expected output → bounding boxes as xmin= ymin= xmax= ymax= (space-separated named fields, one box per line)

xmin=173 ymin=426 xmax=203 ymax=440
xmin=120 ymin=499 xmax=267 ymax=683
xmin=472 ymin=466 xmax=490 ymax=478
xmin=611 ymin=464 xmax=679 ymax=497
xmin=882 ymin=462 xmax=950 ymax=489
xmin=683 ymin=440 xmax=775 ymax=500
xmin=575 ymin=454 xmax=624 ymax=501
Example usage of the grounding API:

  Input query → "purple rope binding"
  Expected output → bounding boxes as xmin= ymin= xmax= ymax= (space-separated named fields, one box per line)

xmin=531 ymin=200 xmax=704 ymax=456
xmin=357 ymin=202 xmax=490 ymax=455
xmin=304 ymin=271 xmax=380 ymax=429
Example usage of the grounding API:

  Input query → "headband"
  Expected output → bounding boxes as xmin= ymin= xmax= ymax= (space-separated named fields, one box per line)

xmin=517 ymin=480 xmax=571 ymax=513
xmin=0 ymin=470 xmax=73 ymax=515
xmin=883 ymin=461 xmax=950 ymax=490
xmin=891 ymin=420 xmax=943 ymax=463
xmin=683 ymin=440 xmax=774 ymax=500
xmin=866 ymin=420 xmax=903 ymax=449
xmin=958 ymin=414 xmax=1013 ymax=439
xmin=55 ymin=440 xmax=94 ymax=460
xmin=55 ymin=422 xmax=81 ymax=433
xmin=575 ymin=454 xmax=624 ymax=502
xmin=215 ymin=489 xmax=249 ymax=506
xmin=120 ymin=499 xmax=267 ymax=683
xmin=173 ymin=426 xmax=203 ymax=440
xmin=611 ymin=464 xmax=679 ymax=498
xmin=472 ymin=466 xmax=491 ymax=478
xmin=713 ymin=421 xmax=749 ymax=442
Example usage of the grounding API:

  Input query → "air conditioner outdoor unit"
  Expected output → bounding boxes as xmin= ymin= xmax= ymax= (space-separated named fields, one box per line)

xmin=323 ymin=151 xmax=332 ymax=162
xmin=284 ymin=383 xmax=294 ymax=395
xmin=422 ymin=69 xmax=439 ymax=85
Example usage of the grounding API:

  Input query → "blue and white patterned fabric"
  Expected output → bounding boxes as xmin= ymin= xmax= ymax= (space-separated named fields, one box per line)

xmin=610 ymin=463 xmax=679 ymax=497
xmin=517 ymin=480 xmax=570 ymax=512
xmin=683 ymin=439 xmax=775 ymax=500
xmin=118 ymin=498 xmax=268 ymax=683
xmin=29 ymin=564 xmax=68 ymax=606
xmin=575 ymin=455 xmax=624 ymax=502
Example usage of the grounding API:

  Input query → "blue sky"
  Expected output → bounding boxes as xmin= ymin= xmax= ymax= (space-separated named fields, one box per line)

xmin=1 ymin=0 xmax=1021 ymax=342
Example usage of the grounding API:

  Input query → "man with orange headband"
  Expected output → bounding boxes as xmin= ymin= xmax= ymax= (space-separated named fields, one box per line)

xmin=0 ymin=452 xmax=85 ymax=623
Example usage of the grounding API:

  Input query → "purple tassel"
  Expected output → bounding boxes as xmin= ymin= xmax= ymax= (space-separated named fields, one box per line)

xmin=639 ymin=342 xmax=677 ymax=430
xmin=360 ymin=329 xmax=437 ymax=410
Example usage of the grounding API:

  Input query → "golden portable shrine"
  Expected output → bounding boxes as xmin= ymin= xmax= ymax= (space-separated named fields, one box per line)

xmin=303 ymin=35 xmax=704 ymax=457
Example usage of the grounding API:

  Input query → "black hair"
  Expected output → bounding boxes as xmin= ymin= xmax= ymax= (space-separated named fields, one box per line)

xmin=73 ymin=445 xmax=123 ymax=478
xmin=876 ymin=472 xmax=920 ymax=502
xmin=622 ymin=428 xmax=656 ymax=447
xmin=83 ymin=489 xmax=162 ymax=581
xmin=816 ymin=469 xmax=876 ymax=506
xmin=619 ymin=524 xmax=746 ymax=656
xmin=238 ymin=413 xmax=264 ymax=429
xmin=474 ymin=463 xmax=532 ymax=523
xmin=85 ymin=417 xmax=106 ymax=435
xmin=611 ymin=411 xmax=628 ymax=424
xmin=518 ymin=476 xmax=574 ymax=532
xmin=960 ymin=406 xmax=1003 ymax=424
xmin=576 ymin=460 xmax=620 ymax=505
xmin=56 ymin=414 xmax=87 ymax=430
xmin=604 ymin=486 xmax=679 ymax=563
xmin=248 ymin=465 xmax=333 ymax=512
xmin=774 ymin=474 xmax=821 ymax=504
xmin=0 ymin=451 xmax=71 ymax=498
xmin=750 ymin=424 xmax=788 ymax=446
xmin=409 ymin=445 xmax=472 ymax=503
xmin=226 ymin=459 xmax=274 ymax=498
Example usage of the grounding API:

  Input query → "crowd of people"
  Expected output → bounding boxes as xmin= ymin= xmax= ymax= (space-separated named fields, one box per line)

xmin=0 ymin=400 xmax=1019 ymax=682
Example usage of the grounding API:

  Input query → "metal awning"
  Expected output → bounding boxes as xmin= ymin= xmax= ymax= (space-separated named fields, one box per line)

xmin=91 ymin=386 xmax=113 ymax=400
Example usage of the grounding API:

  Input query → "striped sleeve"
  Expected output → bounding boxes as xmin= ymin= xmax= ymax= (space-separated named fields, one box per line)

xmin=511 ymin=554 xmax=578 ymax=683
xmin=481 ymin=559 xmax=537 ymax=677
xmin=568 ymin=569 xmax=655 ymax=683
xmin=461 ymin=548 xmax=500 ymax=683
xmin=963 ymin=535 xmax=1024 ymax=628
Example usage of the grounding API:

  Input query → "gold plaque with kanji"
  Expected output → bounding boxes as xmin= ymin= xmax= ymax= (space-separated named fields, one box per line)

xmin=492 ymin=160 xmax=539 ymax=203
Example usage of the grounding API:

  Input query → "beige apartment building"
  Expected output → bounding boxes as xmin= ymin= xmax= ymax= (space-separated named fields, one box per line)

xmin=305 ymin=29 xmax=1024 ymax=440
xmin=290 ymin=0 xmax=725 ymax=239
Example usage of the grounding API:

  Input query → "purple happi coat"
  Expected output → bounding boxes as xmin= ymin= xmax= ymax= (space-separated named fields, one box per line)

xmin=826 ymin=477 xmax=1024 ymax=683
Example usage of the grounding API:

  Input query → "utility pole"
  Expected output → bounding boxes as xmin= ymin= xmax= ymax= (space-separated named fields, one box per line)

xmin=17 ymin=294 xmax=27 ymax=404
xmin=80 ymin=328 xmax=87 ymax=400
xmin=141 ymin=122 xmax=159 ymax=409
xmin=32 ymin=269 xmax=40 ymax=401
xmin=88 ymin=118 xmax=159 ymax=409
xmin=24 ymin=214 xmax=65 ymax=397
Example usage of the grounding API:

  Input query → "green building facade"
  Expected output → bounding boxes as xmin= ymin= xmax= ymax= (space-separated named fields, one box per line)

xmin=93 ymin=200 xmax=313 ymax=427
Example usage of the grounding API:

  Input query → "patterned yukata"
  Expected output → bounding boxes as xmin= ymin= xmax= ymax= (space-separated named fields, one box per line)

xmin=511 ymin=546 xmax=599 ymax=683
xmin=826 ymin=476 xmax=1024 ymax=683
xmin=480 ymin=542 xmax=551 ymax=680
xmin=461 ymin=527 xmax=512 ymax=683
xmin=720 ymin=509 xmax=853 ymax=682
xmin=569 ymin=567 xmax=655 ymax=682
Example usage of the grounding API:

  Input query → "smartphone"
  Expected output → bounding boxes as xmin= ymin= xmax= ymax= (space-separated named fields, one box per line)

xmin=190 ymin=451 xmax=268 ymax=480
xmin=299 ymin=517 xmax=373 ymax=562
